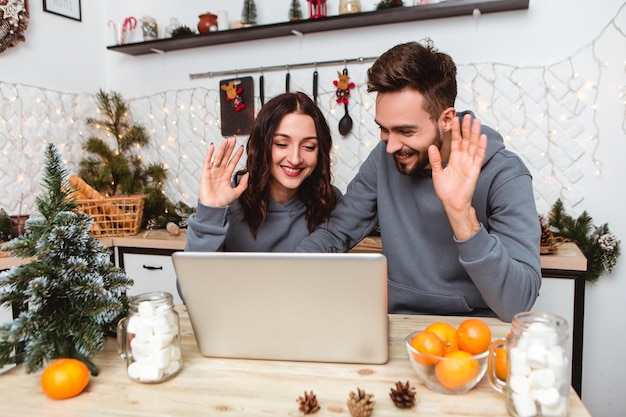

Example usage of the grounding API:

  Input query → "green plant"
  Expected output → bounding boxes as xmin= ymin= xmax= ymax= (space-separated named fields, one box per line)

xmin=547 ymin=198 xmax=621 ymax=283
xmin=0 ymin=208 xmax=11 ymax=241
xmin=376 ymin=0 xmax=404 ymax=10
xmin=0 ymin=144 xmax=132 ymax=374
xmin=78 ymin=89 xmax=190 ymax=228
xmin=171 ymin=25 xmax=194 ymax=38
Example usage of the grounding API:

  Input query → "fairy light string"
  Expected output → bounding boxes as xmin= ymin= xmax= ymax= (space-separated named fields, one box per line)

xmin=0 ymin=6 xmax=624 ymax=217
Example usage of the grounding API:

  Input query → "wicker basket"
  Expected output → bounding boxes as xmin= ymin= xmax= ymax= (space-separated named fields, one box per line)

xmin=76 ymin=194 xmax=146 ymax=237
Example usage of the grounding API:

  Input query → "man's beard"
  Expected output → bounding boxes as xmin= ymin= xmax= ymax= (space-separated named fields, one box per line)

xmin=394 ymin=128 xmax=443 ymax=176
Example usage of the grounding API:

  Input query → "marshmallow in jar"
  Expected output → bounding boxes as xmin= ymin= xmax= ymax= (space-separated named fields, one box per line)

xmin=506 ymin=312 xmax=570 ymax=417
xmin=117 ymin=292 xmax=182 ymax=383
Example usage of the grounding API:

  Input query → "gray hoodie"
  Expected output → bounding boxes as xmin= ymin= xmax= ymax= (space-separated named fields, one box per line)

xmin=296 ymin=111 xmax=542 ymax=322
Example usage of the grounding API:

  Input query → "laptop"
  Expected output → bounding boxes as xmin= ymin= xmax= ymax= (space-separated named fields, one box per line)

xmin=172 ymin=251 xmax=389 ymax=364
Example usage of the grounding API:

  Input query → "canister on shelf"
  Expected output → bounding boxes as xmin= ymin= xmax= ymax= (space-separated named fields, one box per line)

xmin=339 ymin=0 xmax=362 ymax=14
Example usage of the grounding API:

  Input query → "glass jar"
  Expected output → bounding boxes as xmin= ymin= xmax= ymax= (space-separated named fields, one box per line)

xmin=117 ymin=292 xmax=182 ymax=383
xmin=489 ymin=311 xmax=570 ymax=417
xmin=339 ymin=0 xmax=362 ymax=14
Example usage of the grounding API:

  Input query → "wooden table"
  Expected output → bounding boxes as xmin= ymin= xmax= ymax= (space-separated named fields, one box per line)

xmin=0 ymin=310 xmax=590 ymax=416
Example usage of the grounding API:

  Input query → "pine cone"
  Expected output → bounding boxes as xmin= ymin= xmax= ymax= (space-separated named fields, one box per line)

xmin=297 ymin=391 xmax=320 ymax=415
xmin=347 ymin=388 xmax=375 ymax=417
xmin=539 ymin=215 xmax=557 ymax=250
xmin=389 ymin=380 xmax=416 ymax=409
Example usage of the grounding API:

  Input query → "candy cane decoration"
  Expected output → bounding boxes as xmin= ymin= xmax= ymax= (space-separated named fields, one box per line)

xmin=120 ymin=16 xmax=137 ymax=45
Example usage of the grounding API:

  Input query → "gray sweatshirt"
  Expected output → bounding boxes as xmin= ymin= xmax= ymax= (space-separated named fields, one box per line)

xmin=185 ymin=187 xmax=341 ymax=252
xmin=296 ymin=111 xmax=542 ymax=322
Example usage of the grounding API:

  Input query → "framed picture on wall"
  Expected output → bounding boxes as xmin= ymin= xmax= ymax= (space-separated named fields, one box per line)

xmin=43 ymin=0 xmax=82 ymax=21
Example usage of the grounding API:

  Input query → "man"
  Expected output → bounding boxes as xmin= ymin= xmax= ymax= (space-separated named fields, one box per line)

xmin=297 ymin=40 xmax=541 ymax=322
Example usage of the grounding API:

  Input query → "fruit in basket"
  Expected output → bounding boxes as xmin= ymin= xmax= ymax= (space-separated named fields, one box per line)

xmin=41 ymin=358 xmax=90 ymax=400
xmin=456 ymin=318 xmax=492 ymax=354
xmin=434 ymin=350 xmax=481 ymax=390
xmin=409 ymin=330 xmax=444 ymax=366
xmin=424 ymin=321 xmax=459 ymax=354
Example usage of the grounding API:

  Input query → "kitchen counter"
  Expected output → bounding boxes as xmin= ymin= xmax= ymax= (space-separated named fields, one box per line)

xmin=0 ymin=310 xmax=590 ymax=417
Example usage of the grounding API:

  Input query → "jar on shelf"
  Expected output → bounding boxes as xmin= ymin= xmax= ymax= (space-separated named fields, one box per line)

xmin=339 ymin=0 xmax=362 ymax=14
xmin=117 ymin=292 xmax=182 ymax=383
xmin=489 ymin=311 xmax=570 ymax=417
xmin=198 ymin=12 xmax=219 ymax=33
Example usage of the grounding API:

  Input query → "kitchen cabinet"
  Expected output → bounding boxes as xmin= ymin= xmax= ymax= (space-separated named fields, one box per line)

xmin=117 ymin=247 xmax=183 ymax=305
xmin=107 ymin=0 xmax=529 ymax=56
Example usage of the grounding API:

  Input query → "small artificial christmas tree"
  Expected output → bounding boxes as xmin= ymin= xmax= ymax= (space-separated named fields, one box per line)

xmin=289 ymin=0 xmax=303 ymax=21
xmin=241 ymin=0 xmax=258 ymax=25
xmin=0 ymin=144 xmax=133 ymax=375
xmin=78 ymin=89 xmax=191 ymax=229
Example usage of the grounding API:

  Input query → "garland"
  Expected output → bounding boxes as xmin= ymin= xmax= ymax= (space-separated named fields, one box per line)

xmin=0 ymin=0 xmax=28 ymax=54
xmin=546 ymin=199 xmax=621 ymax=283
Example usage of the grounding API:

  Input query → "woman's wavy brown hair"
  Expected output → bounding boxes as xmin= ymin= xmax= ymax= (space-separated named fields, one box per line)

xmin=237 ymin=92 xmax=336 ymax=237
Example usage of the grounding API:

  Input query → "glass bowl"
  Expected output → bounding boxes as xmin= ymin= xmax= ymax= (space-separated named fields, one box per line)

xmin=404 ymin=330 xmax=489 ymax=394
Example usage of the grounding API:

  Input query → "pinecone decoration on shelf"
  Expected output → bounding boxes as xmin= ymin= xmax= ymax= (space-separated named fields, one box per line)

xmin=297 ymin=391 xmax=320 ymax=414
xmin=347 ymin=388 xmax=375 ymax=417
xmin=539 ymin=215 xmax=558 ymax=254
xmin=389 ymin=380 xmax=416 ymax=409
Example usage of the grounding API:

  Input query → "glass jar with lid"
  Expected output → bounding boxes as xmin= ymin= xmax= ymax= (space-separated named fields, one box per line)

xmin=339 ymin=0 xmax=362 ymax=14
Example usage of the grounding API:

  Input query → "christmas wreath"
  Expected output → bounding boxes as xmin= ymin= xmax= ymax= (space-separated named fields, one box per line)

xmin=0 ymin=0 xmax=28 ymax=54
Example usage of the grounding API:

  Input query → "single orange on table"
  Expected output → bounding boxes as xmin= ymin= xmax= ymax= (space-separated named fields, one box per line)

xmin=424 ymin=321 xmax=459 ymax=355
xmin=456 ymin=318 xmax=492 ymax=354
xmin=435 ymin=350 xmax=481 ymax=390
xmin=41 ymin=358 xmax=90 ymax=400
xmin=410 ymin=331 xmax=445 ymax=366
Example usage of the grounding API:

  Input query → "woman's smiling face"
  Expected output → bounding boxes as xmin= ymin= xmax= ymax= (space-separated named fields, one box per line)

xmin=269 ymin=113 xmax=319 ymax=204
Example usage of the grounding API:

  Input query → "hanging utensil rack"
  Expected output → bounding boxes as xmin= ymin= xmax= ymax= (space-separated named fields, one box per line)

xmin=189 ymin=56 xmax=378 ymax=80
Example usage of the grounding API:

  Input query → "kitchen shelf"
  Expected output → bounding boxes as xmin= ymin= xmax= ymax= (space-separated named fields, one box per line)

xmin=107 ymin=0 xmax=529 ymax=56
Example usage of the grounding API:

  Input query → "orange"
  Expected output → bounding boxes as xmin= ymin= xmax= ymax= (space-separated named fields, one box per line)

xmin=494 ymin=346 xmax=508 ymax=381
xmin=41 ymin=358 xmax=90 ymax=400
xmin=410 ymin=331 xmax=445 ymax=366
xmin=425 ymin=322 xmax=459 ymax=355
xmin=456 ymin=318 xmax=492 ymax=354
xmin=435 ymin=350 xmax=481 ymax=390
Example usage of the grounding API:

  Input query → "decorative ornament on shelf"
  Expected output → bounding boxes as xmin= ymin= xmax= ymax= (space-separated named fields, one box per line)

xmin=375 ymin=0 xmax=404 ymax=9
xmin=545 ymin=198 xmax=621 ymax=283
xmin=170 ymin=24 xmax=194 ymax=38
xmin=0 ymin=0 xmax=29 ymax=54
xmin=197 ymin=12 xmax=218 ymax=33
xmin=240 ymin=0 xmax=257 ymax=26
xmin=308 ymin=0 xmax=327 ymax=19
xmin=0 ymin=144 xmax=133 ymax=375
xmin=288 ymin=0 xmax=303 ymax=21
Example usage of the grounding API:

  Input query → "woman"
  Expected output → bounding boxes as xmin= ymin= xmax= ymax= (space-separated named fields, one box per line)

xmin=185 ymin=92 xmax=339 ymax=252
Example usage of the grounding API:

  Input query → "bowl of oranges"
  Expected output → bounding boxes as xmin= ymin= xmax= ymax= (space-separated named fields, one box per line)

xmin=405 ymin=318 xmax=492 ymax=394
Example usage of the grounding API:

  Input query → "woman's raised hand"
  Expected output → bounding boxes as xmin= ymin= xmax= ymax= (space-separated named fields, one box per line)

xmin=198 ymin=136 xmax=249 ymax=207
